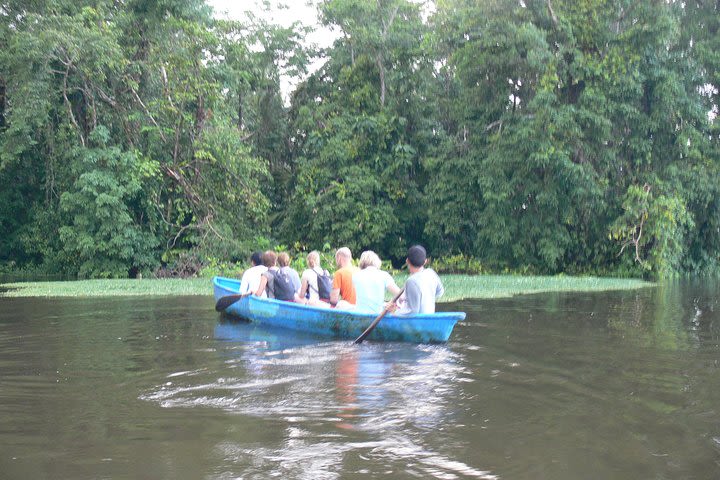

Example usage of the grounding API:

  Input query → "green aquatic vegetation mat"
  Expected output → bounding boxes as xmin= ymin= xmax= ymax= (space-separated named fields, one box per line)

xmin=0 ymin=278 xmax=210 ymax=298
xmin=0 ymin=275 xmax=651 ymax=300
xmin=436 ymin=274 xmax=651 ymax=302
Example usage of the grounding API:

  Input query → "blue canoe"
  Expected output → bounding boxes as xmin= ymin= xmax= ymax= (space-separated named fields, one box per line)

xmin=213 ymin=276 xmax=464 ymax=343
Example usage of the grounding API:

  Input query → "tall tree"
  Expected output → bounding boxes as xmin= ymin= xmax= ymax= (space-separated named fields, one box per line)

xmin=320 ymin=0 xmax=423 ymax=108
xmin=0 ymin=0 xmax=274 ymax=275
xmin=281 ymin=0 xmax=432 ymax=259
xmin=425 ymin=0 xmax=715 ymax=277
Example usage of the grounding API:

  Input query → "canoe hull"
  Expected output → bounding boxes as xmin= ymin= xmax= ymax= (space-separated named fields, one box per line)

xmin=213 ymin=276 xmax=463 ymax=343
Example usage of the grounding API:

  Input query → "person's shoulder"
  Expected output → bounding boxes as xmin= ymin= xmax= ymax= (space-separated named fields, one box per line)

xmin=425 ymin=268 xmax=443 ymax=286
xmin=352 ymin=268 xmax=367 ymax=280
xmin=408 ymin=268 xmax=439 ymax=285
xmin=426 ymin=268 xmax=441 ymax=278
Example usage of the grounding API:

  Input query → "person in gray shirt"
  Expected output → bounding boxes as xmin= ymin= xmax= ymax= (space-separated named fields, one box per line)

xmin=394 ymin=245 xmax=444 ymax=314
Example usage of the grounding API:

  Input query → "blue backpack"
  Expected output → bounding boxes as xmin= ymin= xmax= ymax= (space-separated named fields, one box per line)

xmin=272 ymin=268 xmax=296 ymax=301
xmin=311 ymin=268 xmax=332 ymax=300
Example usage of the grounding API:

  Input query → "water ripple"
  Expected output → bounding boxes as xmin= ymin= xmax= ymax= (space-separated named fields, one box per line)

xmin=139 ymin=323 xmax=496 ymax=478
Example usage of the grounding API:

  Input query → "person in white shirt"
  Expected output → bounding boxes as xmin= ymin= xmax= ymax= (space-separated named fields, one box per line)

xmin=395 ymin=245 xmax=444 ymax=314
xmin=296 ymin=251 xmax=331 ymax=307
xmin=352 ymin=250 xmax=401 ymax=314
xmin=239 ymin=251 xmax=267 ymax=297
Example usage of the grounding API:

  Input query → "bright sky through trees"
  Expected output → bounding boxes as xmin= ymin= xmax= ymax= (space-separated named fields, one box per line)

xmin=208 ymin=0 xmax=338 ymax=99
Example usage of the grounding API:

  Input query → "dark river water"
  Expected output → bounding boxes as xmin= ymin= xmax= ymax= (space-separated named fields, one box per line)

xmin=1 ymin=280 xmax=719 ymax=479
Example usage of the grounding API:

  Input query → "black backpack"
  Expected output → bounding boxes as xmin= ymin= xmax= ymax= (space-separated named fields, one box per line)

xmin=313 ymin=268 xmax=333 ymax=300
xmin=273 ymin=268 xmax=296 ymax=301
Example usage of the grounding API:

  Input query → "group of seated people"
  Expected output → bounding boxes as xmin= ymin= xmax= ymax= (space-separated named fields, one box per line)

xmin=238 ymin=245 xmax=444 ymax=315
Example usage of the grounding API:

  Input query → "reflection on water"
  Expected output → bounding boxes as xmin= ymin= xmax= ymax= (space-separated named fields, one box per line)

xmin=1 ymin=280 xmax=720 ymax=479
xmin=142 ymin=320 xmax=496 ymax=479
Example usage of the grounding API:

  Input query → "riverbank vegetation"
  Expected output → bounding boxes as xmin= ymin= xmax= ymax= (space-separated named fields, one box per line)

xmin=1 ymin=0 xmax=718 ymax=280
xmin=0 ymin=275 xmax=651 ymax=300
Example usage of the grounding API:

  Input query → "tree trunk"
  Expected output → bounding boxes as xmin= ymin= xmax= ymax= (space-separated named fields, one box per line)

xmin=377 ymin=54 xmax=386 ymax=107
xmin=547 ymin=0 xmax=559 ymax=27
xmin=237 ymin=90 xmax=243 ymax=130
xmin=376 ymin=4 xmax=399 ymax=109
xmin=0 ymin=76 xmax=5 ymax=130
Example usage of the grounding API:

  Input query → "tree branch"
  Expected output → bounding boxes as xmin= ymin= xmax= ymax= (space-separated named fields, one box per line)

xmin=547 ymin=0 xmax=559 ymax=28
xmin=485 ymin=119 xmax=503 ymax=132
xmin=62 ymin=64 xmax=85 ymax=147
xmin=130 ymin=86 xmax=167 ymax=142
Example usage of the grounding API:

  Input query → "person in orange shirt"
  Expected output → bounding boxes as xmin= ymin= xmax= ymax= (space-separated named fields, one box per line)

xmin=330 ymin=247 xmax=358 ymax=309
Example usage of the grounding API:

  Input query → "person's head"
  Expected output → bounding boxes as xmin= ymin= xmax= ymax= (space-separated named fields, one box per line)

xmin=277 ymin=252 xmax=291 ymax=267
xmin=406 ymin=245 xmax=427 ymax=269
xmin=358 ymin=250 xmax=382 ymax=269
xmin=307 ymin=251 xmax=321 ymax=269
xmin=250 ymin=251 xmax=263 ymax=267
xmin=261 ymin=250 xmax=277 ymax=268
xmin=335 ymin=247 xmax=352 ymax=268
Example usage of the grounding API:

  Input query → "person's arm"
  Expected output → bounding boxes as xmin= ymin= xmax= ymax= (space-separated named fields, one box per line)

xmin=386 ymin=273 xmax=401 ymax=297
xmin=330 ymin=288 xmax=340 ymax=305
xmin=397 ymin=280 xmax=421 ymax=315
xmin=239 ymin=272 xmax=250 ymax=294
xmin=254 ymin=275 xmax=267 ymax=297
xmin=330 ymin=271 xmax=341 ymax=305
xmin=289 ymin=269 xmax=300 ymax=294
xmin=297 ymin=275 xmax=309 ymax=302
xmin=435 ymin=271 xmax=445 ymax=299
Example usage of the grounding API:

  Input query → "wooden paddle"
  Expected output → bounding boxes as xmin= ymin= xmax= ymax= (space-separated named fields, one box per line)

xmin=215 ymin=292 xmax=251 ymax=312
xmin=353 ymin=288 xmax=405 ymax=344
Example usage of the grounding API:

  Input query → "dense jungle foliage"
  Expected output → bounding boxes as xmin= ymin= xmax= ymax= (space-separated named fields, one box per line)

xmin=0 ymin=0 xmax=718 ymax=278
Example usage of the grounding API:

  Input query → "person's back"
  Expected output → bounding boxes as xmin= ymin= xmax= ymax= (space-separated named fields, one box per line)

xmin=256 ymin=250 xmax=279 ymax=298
xmin=263 ymin=266 xmax=280 ymax=298
xmin=275 ymin=252 xmax=301 ymax=301
xmin=331 ymin=247 xmax=358 ymax=306
xmin=333 ymin=265 xmax=357 ymax=303
xmin=301 ymin=267 xmax=321 ymax=302
xmin=352 ymin=251 xmax=401 ymax=314
xmin=298 ymin=251 xmax=332 ymax=307
xmin=241 ymin=264 xmax=268 ymax=296
xmin=239 ymin=252 xmax=267 ymax=296
xmin=397 ymin=245 xmax=444 ymax=315
xmin=279 ymin=266 xmax=301 ymax=292
xmin=353 ymin=266 xmax=394 ymax=314
xmin=301 ymin=266 xmax=330 ymax=301
xmin=402 ymin=268 xmax=444 ymax=314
